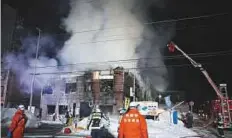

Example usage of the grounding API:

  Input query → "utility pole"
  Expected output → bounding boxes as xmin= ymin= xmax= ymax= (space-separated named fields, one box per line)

xmin=3 ymin=69 xmax=10 ymax=107
xmin=40 ymin=86 xmax=43 ymax=109
xmin=29 ymin=27 xmax=41 ymax=112
xmin=133 ymin=73 xmax=136 ymax=101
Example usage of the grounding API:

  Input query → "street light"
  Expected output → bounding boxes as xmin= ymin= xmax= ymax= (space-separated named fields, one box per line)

xmin=29 ymin=27 xmax=41 ymax=112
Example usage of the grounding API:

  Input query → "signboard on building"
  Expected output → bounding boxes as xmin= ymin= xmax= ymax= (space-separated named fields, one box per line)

xmin=99 ymin=75 xmax=114 ymax=80
xmin=43 ymin=86 xmax=53 ymax=94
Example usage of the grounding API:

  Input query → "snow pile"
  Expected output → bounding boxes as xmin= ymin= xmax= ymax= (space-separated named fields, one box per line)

xmin=60 ymin=117 xmax=91 ymax=136
xmin=109 ymin=110 xmax=198 ymax=138
xmin=77 ymin=117 xmax=89 ymax=129
xmin=58 ymin=109 xmax=199 ymax=138
xmin=40 ymin=120 xmax=63 ymax=125
xmin=1 ymin=108 xmax=40 ymax=128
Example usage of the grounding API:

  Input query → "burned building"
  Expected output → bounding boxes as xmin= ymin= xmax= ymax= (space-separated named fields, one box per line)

xmin=40 ymin=67 xmax=138 ymax=120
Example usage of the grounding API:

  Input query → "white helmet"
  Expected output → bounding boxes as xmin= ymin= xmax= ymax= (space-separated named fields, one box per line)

xmin=18 ymin=105 xmax=25 ymax=111
xmin=129 ymin=102 xmax=138 ymax=108
xmin=120 ymin=109 xmax=126 ymax=114
xmin=93 ymin=105 xmax=101 ymax=112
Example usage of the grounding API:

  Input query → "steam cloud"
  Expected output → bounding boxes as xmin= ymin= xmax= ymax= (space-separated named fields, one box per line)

xmin=4 ymin=0 xmax=175 ymax=98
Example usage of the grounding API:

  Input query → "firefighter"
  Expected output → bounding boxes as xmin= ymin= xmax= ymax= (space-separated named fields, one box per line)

xmin=87 ymin=105 xmax=110 ymax=138
xmin=118 ymin=102 xmax=148 ymax=138
xmin=186 ymin=111 xmax=193 ymax=128
xmin=7 ymin=105 xmax=28 ymax=138
xmin=217 ymin=113 xmax=225 ymax=138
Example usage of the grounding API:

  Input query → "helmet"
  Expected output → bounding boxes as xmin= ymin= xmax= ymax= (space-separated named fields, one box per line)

xmin=95 ymin=108 xmax=101 ymax=112
xmin=129 ymin=102 xmax=138 ymax=108
xmin=93 ymin=105 xmax=101 ymax=112
xmin=18 ymin=105 xmax=25 ymax=111
xmin=119 ymin=109 xmax=126 ymax=114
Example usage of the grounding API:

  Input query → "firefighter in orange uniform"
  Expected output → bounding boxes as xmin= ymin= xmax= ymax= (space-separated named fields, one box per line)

xmin=7 ymin=105 xmax=28 ymax=138
xmin=118 ymin=102 xmax=148 ymax=138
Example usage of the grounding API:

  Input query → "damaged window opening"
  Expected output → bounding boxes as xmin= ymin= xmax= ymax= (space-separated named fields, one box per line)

xmin=47 ymin=105 xmax=55 ymax=115
xmin=65 ymin=82 xmax=77 ymax=93
xmin=59 ymin=105 xmax=68 ymax=115
xmin=100 ymin=79 xmax=113 ymax=93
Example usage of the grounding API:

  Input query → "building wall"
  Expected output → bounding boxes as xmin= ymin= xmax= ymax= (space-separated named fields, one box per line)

xmin=1 ymin=4 xmax=17 ymax=55
xmin=41 ymin=76 xmax=84 ymax=120
xmin=1 ymin=4 xmax=17 ymax=107
xmin=1 ymin=69 xmax=9 ymax=106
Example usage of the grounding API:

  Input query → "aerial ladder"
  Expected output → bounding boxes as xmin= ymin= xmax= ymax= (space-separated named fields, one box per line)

xmin=167 ymin=41 xmax=231 ymax=128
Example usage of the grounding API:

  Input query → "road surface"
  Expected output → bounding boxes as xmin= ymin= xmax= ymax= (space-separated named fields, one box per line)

xmin=1 ymin=123 xmax=63 ymax=137
xmin=1 ymin=123 xmax=115 ymax=138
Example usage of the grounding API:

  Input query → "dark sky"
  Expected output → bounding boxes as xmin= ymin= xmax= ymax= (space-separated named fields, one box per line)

xmin=2 ymin=0 xmax=231 ymax=105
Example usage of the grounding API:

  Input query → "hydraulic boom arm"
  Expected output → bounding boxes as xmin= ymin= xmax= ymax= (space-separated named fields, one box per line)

xmin=167 ymin=41 xmax=224 ymax=99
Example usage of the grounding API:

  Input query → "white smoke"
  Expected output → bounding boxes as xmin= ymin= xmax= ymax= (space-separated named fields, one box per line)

xmin=4 ymin=0 xmax=174 ymax=97
xmin=60 ymin=0 xmax=174 ymax=97
xmin=60 ymin=0 xmax=143 ymax=69
xmin=4 ymin=35 xmax=60 ymax=93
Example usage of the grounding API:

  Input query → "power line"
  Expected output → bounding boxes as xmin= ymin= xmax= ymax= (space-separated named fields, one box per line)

xmin=3 ymin=49 xmax=232 ymax=69
xmin=31 ymin=62 xmax=213 ymax=75
xmin=53 ymin=12 xmax=229 ymax=36
xmin=40 ymin=12 xmax=229 ymax=47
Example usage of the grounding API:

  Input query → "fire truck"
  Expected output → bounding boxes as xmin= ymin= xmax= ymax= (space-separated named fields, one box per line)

xmin=211 ymin=84 xmax=232 ymax=128
xmin=167 ymin=42 xmax=232 ymax=128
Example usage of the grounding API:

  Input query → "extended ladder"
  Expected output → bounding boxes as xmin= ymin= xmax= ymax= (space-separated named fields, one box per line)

xmin=219 ymin=83 xmax=231 ymax=128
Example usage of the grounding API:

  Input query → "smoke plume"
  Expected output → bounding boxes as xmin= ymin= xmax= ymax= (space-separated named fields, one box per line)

xmin=4 ymin=0 xmax=175 ymax=98
xmin=4 ymin=35 xmax=61 ymax=93
xmin=60 ymin=0 xmax=175 ymax=96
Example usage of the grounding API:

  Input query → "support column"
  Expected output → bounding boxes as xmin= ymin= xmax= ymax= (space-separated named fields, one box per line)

xmin=92 ymin=71 xmax=100 ymax=105
xmin=113 ymin=67 xmax=124 ymax=113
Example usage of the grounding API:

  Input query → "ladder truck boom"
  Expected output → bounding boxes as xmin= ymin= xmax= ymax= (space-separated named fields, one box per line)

xmin=167 ymin=41 xmax=224 ymax=99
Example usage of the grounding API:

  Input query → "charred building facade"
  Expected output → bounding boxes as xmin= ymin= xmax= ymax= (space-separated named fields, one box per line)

xmin=41 ymin=67 xmax=137 ymax=120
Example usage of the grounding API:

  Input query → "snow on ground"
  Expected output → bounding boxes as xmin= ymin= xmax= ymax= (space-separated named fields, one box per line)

xmin=60 ymin=109 xmax=201 ymax=138
xmin=40 ymin=120 xmax=63 ymax=125
xmin=109 ymin=110 xmax=199 ymax=138
xmin=1 ymin=108 xmax=40 ymax=128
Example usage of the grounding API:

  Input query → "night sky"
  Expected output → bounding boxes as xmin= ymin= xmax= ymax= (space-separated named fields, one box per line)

xmin=2 ymin=0 xmax=231 ymax=106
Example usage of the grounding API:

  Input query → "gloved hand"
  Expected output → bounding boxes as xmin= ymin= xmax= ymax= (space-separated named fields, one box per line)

xmin=7 ymin=131 xmax=12 ymax=138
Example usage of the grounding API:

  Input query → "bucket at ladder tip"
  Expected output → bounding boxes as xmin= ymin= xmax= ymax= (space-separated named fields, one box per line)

xmin=173 ymin=110 xmax=178 ymax=124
